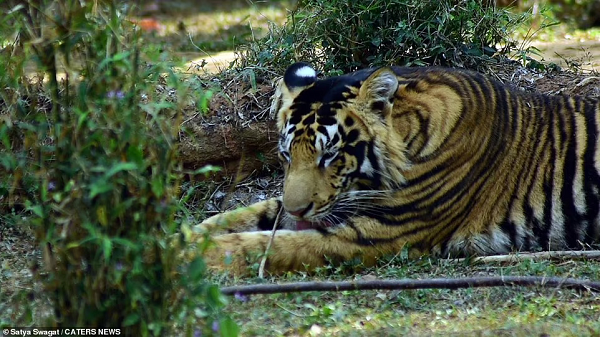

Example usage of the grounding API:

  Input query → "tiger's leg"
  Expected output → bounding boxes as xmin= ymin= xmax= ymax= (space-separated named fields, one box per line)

xmin=199 ymin=197 xmax=282 ymax=233
xmin=187 ymin=218 xmax=410 ymax=275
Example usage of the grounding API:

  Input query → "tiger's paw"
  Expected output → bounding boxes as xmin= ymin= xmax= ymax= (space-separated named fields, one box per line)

xmin=197 ymin=198 xmax=283 ymax=233
xmin=180 ymin=231 xmax=273 ymax=276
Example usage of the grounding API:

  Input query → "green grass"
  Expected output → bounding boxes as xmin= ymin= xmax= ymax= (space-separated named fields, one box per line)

xmin=216 ymin=257 xmax=600 ymax=336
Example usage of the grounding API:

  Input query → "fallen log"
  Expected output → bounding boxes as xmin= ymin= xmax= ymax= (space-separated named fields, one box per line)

xmin=179 ymin=119 xmax=280 ymax=180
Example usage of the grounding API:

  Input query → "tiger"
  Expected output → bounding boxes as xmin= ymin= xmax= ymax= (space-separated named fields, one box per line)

xmin=190 ymin=62 xmax=600 ymax=275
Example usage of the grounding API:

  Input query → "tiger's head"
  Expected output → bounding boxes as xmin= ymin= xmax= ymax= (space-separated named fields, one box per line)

xmin=272 ymin=63 xmax=410 ymax=230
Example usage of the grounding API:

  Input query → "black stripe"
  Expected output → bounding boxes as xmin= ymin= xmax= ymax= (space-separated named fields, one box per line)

xmin=344 ymin=116 xmax=354 ymax=127
xmin=508 ymin=86 xmax=520 ymax=138
xmin=524 ymin=203 xmax=538 ymax=249
xmin=344 ymin=219 xmax=397 ymax=246
xmin=528 ymin=96 xmax=552 ymax=250
xmin=412 ymin=74 xmax=476 ymax=163
xmin=371 ymin=101 xmax=385 ymax=112
xmin=317 ymin=104 xmax=336 ymax=117
xmin=365 ymin=142 xmax=381 ymax=187
xmin=500 ymin=220 xmax=518 ymax=250
xmin=302 ymin=113 xmax=316 ymax=125
xmin=331 ymin=132 xmax=340 ymax=145
xmin=559 ymin=96 xmax=581 ymax=247
xmin=521 ymin=95 xmax=548 ymax=247
xmin=317 ymin=125 xmax=329 ymax=138
xmin=405 ymin=110 xmax=428 ymax=155
xmin=317 ymin=116 xmax=337 ymax=126
xmin=503 ymin=91 xmax=536 ymax=249
xmin=541 ymin=97 xmax=556 ymax=249
xmin=256 ymin=199 xmax=282 ymax=230
xmin=345 ymin=129 xmax=360 ymax=144
xmin=435 ymin=195 xmax=481 ymax=254
xmin=583 ymin=99 xmax=600 ymax=244
xmin=289 ymin=108 xmax=304 ymax=124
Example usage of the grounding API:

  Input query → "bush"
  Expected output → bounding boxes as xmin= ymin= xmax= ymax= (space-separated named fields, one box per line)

xmin=0 ymin=1 xmax=234 ymax=335
xmin=546 ymin=0 xmax=600 ymax=29
xmin=237 ymin=0 xmax=526 ymax=74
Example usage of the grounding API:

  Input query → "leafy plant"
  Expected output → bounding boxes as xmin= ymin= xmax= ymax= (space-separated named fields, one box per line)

xmin=0 ymin=0 xmax=234 ymax=335
xmin=237 ymin=0 xmax=528 ymax=75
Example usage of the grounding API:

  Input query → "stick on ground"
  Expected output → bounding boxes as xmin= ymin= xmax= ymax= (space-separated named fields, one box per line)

xmin=221 ymin=276 xmax=600 ymax=296
xmin=257 ymin=208 xmax=283 ymax=279
xmin=452 ymin=250 xmax=600 ymax=263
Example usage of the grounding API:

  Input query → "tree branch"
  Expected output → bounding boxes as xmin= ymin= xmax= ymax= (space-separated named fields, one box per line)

xmin=452 ymin=250 xmax=600 ymax=263
xmin=221 ymin=276 xmax=600 ymax=296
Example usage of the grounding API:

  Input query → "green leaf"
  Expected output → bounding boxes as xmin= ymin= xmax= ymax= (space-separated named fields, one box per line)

xmin=105 ymin=162 xmax=138 ymax=178
xmin=219 ymin=317 xmax=240 ymax=337
xmin=0 ymin=124 xmax=11 ymax=148
xmin=247 ymin=70 xmax=257 ymax=92
xmin=103 ymin=237 xmax=112 ymax=261
xmin=192 ymin=165 xmax=221 ymax=176
xmin=127 ymin=145 xmax=144 ymax=166
xmin=122 ymin=313 xmax=140 ymax=326
xmin=26 ymin=203 xmax=44 ymax=218
xmin=66 ymin=237 xmax=95 ymax=249
xmin=199 ymin=90 xmax=214 ymax=113
xmin=0 ymin=154 xmax=16 ymax=170
xmin=188 ymin=257 xmax=206 ymax=281
xmin=89 ymin=179 xmax=113 ymax=198
xmin=151 ymin=177 xmax=164 ymax=197
xmin=206 ymin=284 xmax=226 ymax=307
xmin=75 ymin=109 xmax=90 ymax=131
xmin=112 ymin=237 xmax=139 ymax=250
xmin=98 ymin=57 xmax=112 ymax=71
xmin=371 ymin=36 xmax=382 ymax=47
xmin=112 ymin=51 xmax=131 ymax=61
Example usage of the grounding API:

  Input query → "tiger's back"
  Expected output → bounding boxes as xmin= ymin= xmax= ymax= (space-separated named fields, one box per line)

xmin=196 ymin=63 xmax=600 ymax=274
xmin=372 ymin=66 xmax=600 ymax=255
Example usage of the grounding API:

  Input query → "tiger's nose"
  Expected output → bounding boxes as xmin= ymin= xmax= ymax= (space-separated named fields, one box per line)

xmin=286 ymin=202 xmax=313 ymax=218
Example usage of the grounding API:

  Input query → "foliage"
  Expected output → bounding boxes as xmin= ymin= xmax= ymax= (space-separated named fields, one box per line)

xmin=542 ymin=0 xmax=600 ymax=29
xmin=237 ymin=0 xmax=527 ymax=75
xmin=0 ymin=1 xmax=234 ymax=335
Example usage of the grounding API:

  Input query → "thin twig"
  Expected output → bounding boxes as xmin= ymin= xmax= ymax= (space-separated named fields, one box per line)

xmin=275 ymin=303 xmax=308 ymax=317
xmin=258 ymin=207 xmax=283 ymax=279
xmin=452 ymin=250 xmax=600 ymax=264
xmin=221 ymin=276 xmax=600 ymax=296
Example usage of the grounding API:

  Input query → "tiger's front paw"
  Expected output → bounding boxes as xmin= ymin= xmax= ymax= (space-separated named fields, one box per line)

xmin=186 ymin=232 xmax=270 ymax=276
xmin=197 ymin=198 xmax=282 ymax=233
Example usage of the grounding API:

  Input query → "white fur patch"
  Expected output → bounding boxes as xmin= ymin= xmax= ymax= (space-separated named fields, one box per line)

xmin=285 ymin=123 xmax=296 ymax=136
xmin=295 ymin=66 xmax=317 ymax=79
xmin=360 ymin=159 xmax=374 ymax=176
xmin=325 ymin=124 xmax=338 ymax=140
xmin=285 ymin=132 xmax=294 ymax=150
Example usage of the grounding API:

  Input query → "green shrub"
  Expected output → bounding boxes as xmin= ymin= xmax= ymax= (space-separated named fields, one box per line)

xmin=544 ymin=0 xmax=600 ymax=29
xmin=237 ymin=0 xmax=526 ymax=74
xmin=0 ymin=1 xmax=234 ymax=335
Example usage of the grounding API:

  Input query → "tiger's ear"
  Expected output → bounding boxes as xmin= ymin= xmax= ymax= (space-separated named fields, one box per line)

xmin=272 ymin=63 xmax=318 ymax=125
xmin=359 ymin=68 xmax=399 ymax=112
xmin=282 ymin=62 xmax=318 ymax=99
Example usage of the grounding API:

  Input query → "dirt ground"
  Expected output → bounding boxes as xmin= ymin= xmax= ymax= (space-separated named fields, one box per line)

xmin=532 ymin=39 xmax=600 ymax=72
